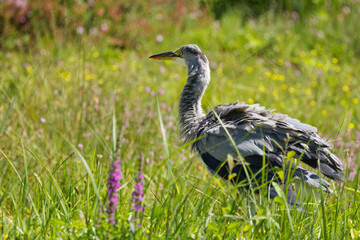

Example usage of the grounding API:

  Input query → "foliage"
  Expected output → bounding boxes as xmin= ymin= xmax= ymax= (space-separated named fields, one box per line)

xmin=0 ymin=0 xmax=360 ymax=239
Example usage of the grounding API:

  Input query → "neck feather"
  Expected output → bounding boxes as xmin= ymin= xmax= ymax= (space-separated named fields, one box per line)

xmin=179 ymin=61 xmax=210 ymax=143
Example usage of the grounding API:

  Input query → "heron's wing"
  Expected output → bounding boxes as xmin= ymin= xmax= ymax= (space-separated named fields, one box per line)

xmin=195 ymin=102 xmax=343 ymax=181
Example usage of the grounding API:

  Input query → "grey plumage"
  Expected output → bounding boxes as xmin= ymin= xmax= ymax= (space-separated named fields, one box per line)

xmin=150 ymin=44 xmax=344 ymax=205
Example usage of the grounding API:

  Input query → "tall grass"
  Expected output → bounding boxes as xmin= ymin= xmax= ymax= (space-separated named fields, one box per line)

xmin=1 ymin=1 xmax=360 ymax=239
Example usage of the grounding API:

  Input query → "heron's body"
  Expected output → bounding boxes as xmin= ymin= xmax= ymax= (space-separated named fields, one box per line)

xmin=150 ymin=44 xmax=343 ymax=205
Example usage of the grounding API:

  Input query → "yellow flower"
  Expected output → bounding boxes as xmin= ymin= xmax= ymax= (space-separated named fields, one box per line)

xmin=272 ymin=90 xmax=279 ymax=98
xmin=4 ymin=234 xmax=9 ymax=240
xmin=98 ymin=79 xmax=104 ymax=85
xmin=247 ymin=66 xmax=254 ymax=73
xmin=138 ymin=85 xmax=144 ymax=92
xmin=259 ymin=84 xmax=265 ymax=92
xmin=293 ymin=99 xmax=299 ymax=105
xmin=216 ymin=67 xmax=224 ymax=77
xmin=311 ymin=81 xmax=318 ymax=87
xmin=266 ymin=72 xmax=272 ymax=78
xmin=281 ymin=84 xmax=288 ymax=90
xmin=26 ymin=66 xmax=32 ymax=73
xmin=321 ymin=109 xmax=327 ymax=116
xmin=332 ymin=57 xmax=338 ymax=64
xmin=271 ymin=74 xmax=278 ymax=81
xmin=305 ymin=88 xmax=312 ymax=95
xmin=248 ymin=98 xmax=254 ymax=104
xmin=311 ymin=49 xmax=317 ymax=56
xmin=70 ymin=57 xmax=76 ymax=63
xmin=146 ymin=229 xmax=150 ymax=234
xmin=335 ymin=66 xmax=341 ymax=72
xmin=340 ymin=100 xmax=347 ymax=106
xmin=189 ymin=214 xmax=192 ymax=218
xmin=92 ymin=51 xmax=99 ymax=58
xmin=310 ymin=100 xmax=316 ymax=106
xmin=278 ymin=74 xmax=285 ymax=81
xmin=277 ymin=59 xmax=284 ymax=66
xmin=112 ymin=65 xmax=118 ymax=71
xmin=353 ymin=98 xmax=359 ymax=104
xmin=289 ymin=87 xmax=295 ymax=93
xmin=131 ymin=61 xmax=137 ymax=71
xmin=342 ymin=85 xmax=349 ymax=92
xmin=316 ymin=63 xmax=323 ymax=69
xmin=349 ymin=122 xmax=355 ymax=129
xmin=85 ymin=74 xmax=91 ymax=81
xmin=299 ymin=52 xmax=306 ymax=58
xmin=60 ymin=71 xmax=71 ymax=82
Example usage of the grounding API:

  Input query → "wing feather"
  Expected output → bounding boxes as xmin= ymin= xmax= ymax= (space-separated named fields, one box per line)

xmin=194 ymin=102 xmax=344 ymax=182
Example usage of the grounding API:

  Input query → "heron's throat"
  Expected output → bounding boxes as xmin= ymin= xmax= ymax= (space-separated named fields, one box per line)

xmin=179 ymin=62 xmax=210 ymax=143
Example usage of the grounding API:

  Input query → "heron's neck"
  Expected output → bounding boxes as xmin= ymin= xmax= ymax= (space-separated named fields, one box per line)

xmin=179 ymin=61 xmax=210 ymax=143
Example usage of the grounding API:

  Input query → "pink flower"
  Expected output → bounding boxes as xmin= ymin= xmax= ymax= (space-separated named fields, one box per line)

xmin=10 ymin=0 xmax=28 ymax=9
xmin=156 ymin=14 xmax=163 ymax=20
xmin=77 ymin=26 xmax=84 ymax=34
xmin=291 ymin=11 xmax=299 ymax=20
xmin=145 ymin=87 xmax=150 ymax=93
xmin=77 ymin=143 xmax=83 ymax=149
xmin=90 ymin=27 xmax=98 ymax=35
xmin=343 ymin=6 xmax=350 ymax=15
xmin=100 ymin=23 xmax=108 ymax=32
xmin=19 ymin=16 xmax=26 ymax=24
xmin=40 ymin=118 xmax=46 ymax=123
xmin=157 ymin=89 xmax=164 ymax=95
xmin=156 ymin=34 xmax=163 ymax=42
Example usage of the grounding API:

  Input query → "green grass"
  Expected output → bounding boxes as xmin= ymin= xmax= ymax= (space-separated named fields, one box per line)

xmin=1 ymin=3 xmax=360 ymax=239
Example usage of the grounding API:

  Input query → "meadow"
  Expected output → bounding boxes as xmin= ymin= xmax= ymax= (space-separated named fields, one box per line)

xmin=1 ymin=0 xmax=360 ymax=239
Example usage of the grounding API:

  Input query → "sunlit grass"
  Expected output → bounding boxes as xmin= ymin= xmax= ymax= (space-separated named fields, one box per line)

xmin=1 ymin=3 xmax=360 ymax=239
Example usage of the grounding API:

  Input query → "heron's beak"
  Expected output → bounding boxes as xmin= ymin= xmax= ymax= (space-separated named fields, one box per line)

xmin=149 ymin=51 xmax=179 ymax=60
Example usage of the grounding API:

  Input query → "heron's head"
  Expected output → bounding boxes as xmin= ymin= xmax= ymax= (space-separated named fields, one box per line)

xmin=149 ymin=44 xmax=208 ymax=67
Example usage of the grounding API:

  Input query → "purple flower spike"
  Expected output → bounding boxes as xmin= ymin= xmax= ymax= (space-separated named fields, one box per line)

xmin=128 ymin=155 xmax=146 ymax=232
xmin=130 ymin=156 xmax=146 ymax=229
xmin=106 ymin=157 xmax=122 ymax=225
xmin=108 ymin=216 xmax=115 ymax=225
xmin=134 ymin=205 xmax=143 ymax=211
xmin=131 ymin=173 xmax=145 ymax=212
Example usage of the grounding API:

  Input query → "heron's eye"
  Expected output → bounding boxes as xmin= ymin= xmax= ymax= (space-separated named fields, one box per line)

xmin=175 ymin=50 xmax=183 ymax=56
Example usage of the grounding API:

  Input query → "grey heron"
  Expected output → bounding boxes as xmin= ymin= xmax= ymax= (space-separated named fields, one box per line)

xmin=149 ymin=44 xmax=343 ymax=205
